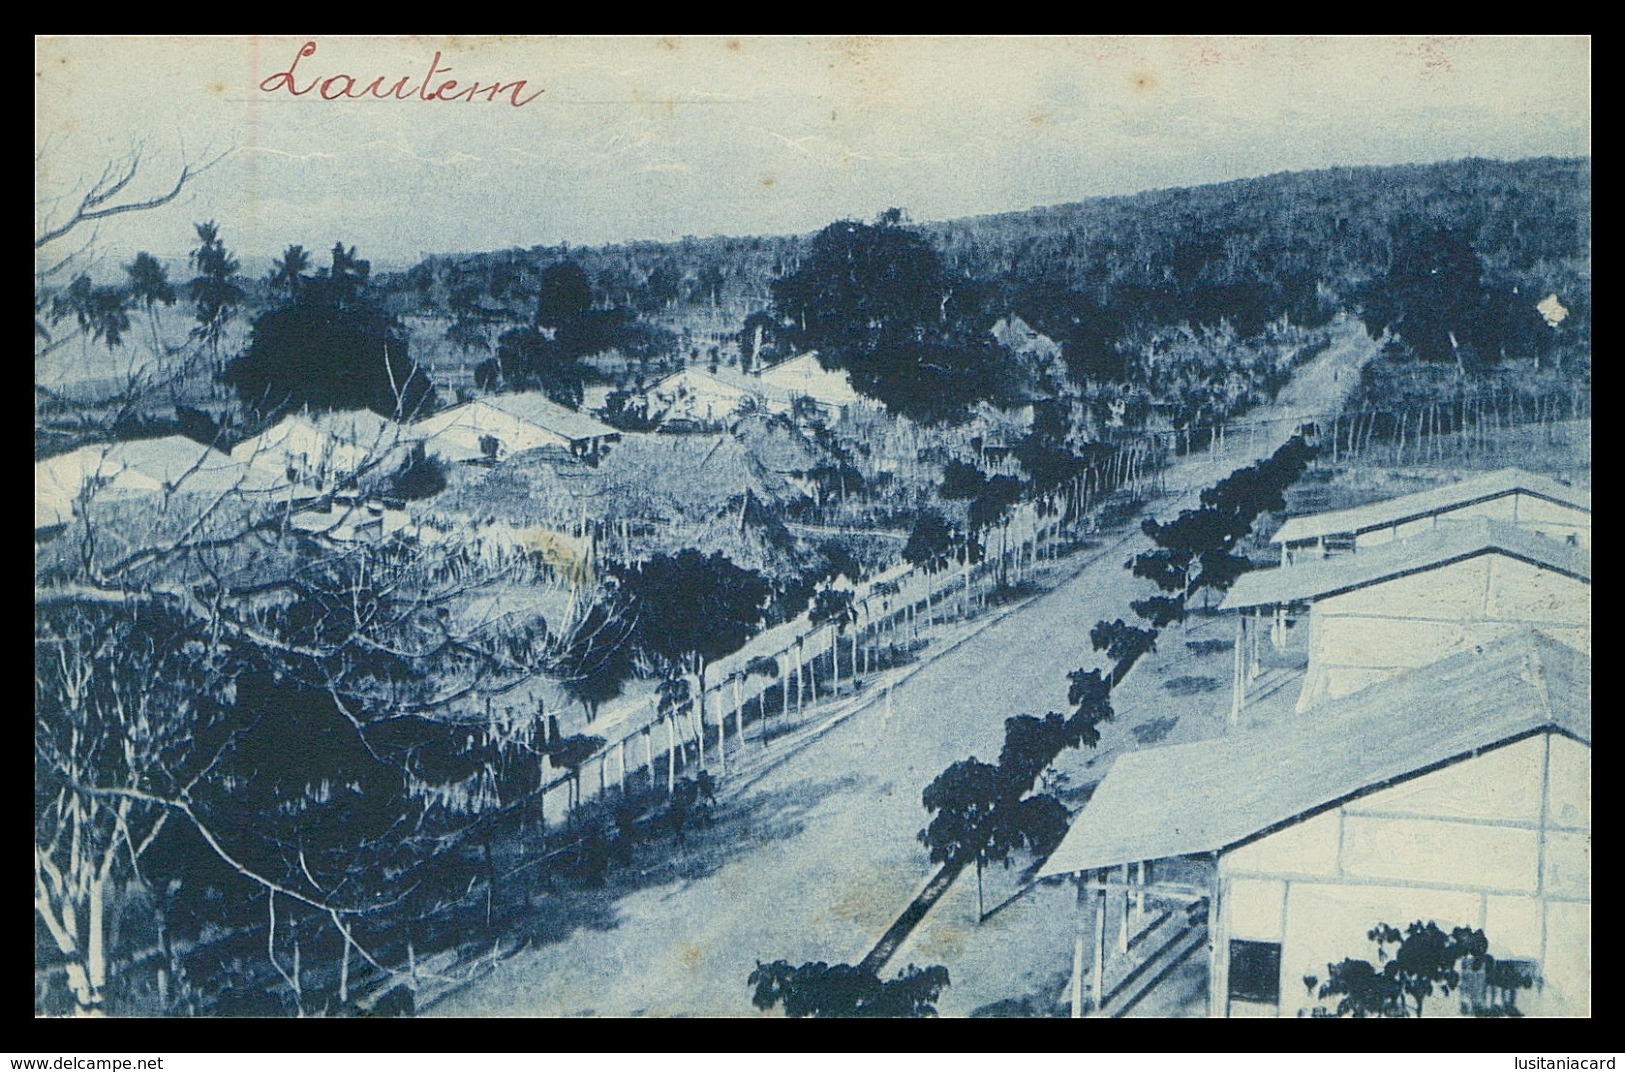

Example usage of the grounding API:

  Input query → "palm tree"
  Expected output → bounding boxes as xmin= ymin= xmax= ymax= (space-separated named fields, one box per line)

xmin=188 ymin=221 xmax=243 ymax=367
xmin=52 ymin=273 xmax=132 ymax=355
xmin=328 ymin=242 xmax=370 ymax=305
xmin=268 ymin=244 xmax=311 ymax=297
xmin=124 ymin=251 xmax=176 ymax=354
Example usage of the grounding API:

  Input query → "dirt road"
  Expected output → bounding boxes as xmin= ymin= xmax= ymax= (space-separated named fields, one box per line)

xmin=428 ymin=320 xmax=1374 ymax=1017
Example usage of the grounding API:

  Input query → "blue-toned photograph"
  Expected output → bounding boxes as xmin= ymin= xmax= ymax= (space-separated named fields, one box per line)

xmin=34 ymin=35 xmax=1589 ymax=1019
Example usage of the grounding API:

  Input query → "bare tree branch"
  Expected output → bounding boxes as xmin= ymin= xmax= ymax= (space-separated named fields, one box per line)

xmin=35 ymin=147 xmax=226 ymax=252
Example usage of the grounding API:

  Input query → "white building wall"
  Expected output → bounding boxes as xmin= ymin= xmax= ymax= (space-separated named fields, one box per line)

xmin=1214 ymin=732 xmax=1590 ymax=1017
xmin=1298 ymin=555 xmax=1590 ymax=710
xmin=1353 ymin=493 xmax=1589 ymax=551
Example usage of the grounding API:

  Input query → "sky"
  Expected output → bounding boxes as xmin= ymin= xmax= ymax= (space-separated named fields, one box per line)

xmin=36 ymin=35 xmax=1591 ymax=272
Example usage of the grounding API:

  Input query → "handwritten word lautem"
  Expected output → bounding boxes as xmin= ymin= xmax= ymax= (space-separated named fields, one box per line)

xmin=259 ymin=41 xmax=544 ymax=107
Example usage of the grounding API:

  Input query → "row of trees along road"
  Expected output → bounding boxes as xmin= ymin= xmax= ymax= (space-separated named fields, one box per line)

xmin=746 ymin=435 xmax=1322 ymax=1015
xmin=1128 ymin=434 xmax=1318 ymax=626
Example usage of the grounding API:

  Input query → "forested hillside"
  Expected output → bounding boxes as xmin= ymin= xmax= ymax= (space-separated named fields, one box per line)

xmin=386 ymin=156 xmax=1590 ymax=390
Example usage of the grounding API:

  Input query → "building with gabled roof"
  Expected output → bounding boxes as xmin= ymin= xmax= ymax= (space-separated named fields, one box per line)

xmin=638 ymin=366 xmax=762 ymax=427
xmin=36 ymin=436 xmax=284 ymax=530
xmin=1036 ymin=631 xmax=1590 ymax=1017
xmin=415 ymin=393 xmax=620 ymax=463
xmin=230 ymin=412 xmax=411 ymax=492
xmin=754 ymin=352 xmax=860 ymax=422
xmin=1221 ymin=519 xmax=1589 ymax=715
xmin=1271 ymin=467 xmax=1589 ymax=563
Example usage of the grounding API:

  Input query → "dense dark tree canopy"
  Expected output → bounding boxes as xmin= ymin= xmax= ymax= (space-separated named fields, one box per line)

xmin=495 ymin=327 xmax=584 ymax=408
xmin=51 ymin=274 xmax=132 ymax=349
xmin=552 ymin=596 xmax=638 ymax=722
xmin=749 ymin=960 xmax=949 ymax=1018
xmin=855 ymin=336 xmax=1018 ymax=425
xmin=223 ymin=244 xmax=436 ymax=420
xmin=969 ymin=474 xmax=1026 ymax=531
xmin=918 ymin=758 xmax=1002 ymax=865
xmin=939 ymin=460 xmax=987 ymax=501
xmin=773 ymin=213 xmax=1020 ymax=424
xmin=536 ymin=261 xmax=593 ymax=329
xmin=1362 ymin=223 xmax=1488 ymax=366
xmin=902 ymin=510 xmax=968 ymax=572
xmin=614 ymin=550 xmax=772 ymax=675
xmin=1311 ymin=920 xmax=1528 ymax=1018
xmin=773 ymin=215 xmax=945 ymax=353
xmin=125 ymin=252 xmax=176 ymax=325
xmin=188 ymin=221 xmax=244 ymax=362
xmin=387 ymin=443 xmax=448 ymax=501
xmin=1356 ymin=222 xmax=1559 ymax=370
xmin=1090 ymin=619 xmax=1158 ymax=666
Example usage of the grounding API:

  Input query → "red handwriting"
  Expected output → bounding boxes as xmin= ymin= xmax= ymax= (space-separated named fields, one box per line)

xmin=259 ymin=41 xmax=545 ymax=107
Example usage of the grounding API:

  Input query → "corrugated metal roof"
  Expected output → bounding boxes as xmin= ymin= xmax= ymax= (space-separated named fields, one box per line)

xmin=104 ymin=436 xmax=237 ymax=485
xmin=36 ymin=437 xmax=283 ymax=527
xmin=1221 ymin=518 xmax=1590 ymax=610
xmin=481 ymin=393 xmax=619 ymax=441
xmin=756 ymin=353 xmax=859 ymax=407
xmin=421 ymin=394 xmax=618 ymax=444
xmin=1036 ymin=630 xmax=1590 ymax=878
xmin=1273 ymin=468 xmax=1589 ymax=546
xmin=649 ymin=366 xmax=759 ymax=399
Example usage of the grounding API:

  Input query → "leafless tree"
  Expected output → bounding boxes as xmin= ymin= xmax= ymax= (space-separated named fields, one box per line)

xmin=34 ymin=427 xmax=604 ymax=1014
xmin=35 ymin=145 xmax=225 ymax=451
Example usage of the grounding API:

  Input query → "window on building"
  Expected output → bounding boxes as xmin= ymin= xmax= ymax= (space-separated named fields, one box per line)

xmin=1229 ymin=940 xmax=1283 ymax=1006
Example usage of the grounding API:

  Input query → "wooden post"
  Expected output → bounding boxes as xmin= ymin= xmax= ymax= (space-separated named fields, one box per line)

xmin=693 ymin=691 xmax=705 ymax=772
xmin=804 ymin=640 xmax=817 ymax=710
xmin=714 ymin=687 xmax=727 ymax=776
xmin=1230 ymin=613 xmax=1245 ymax=729
xmin=1071 ymin=932 xmax=1086 ymax=1019
xmin=1249 ymin=607 xmax=1262 ymax=679
xmin=644 ymin=727 xmax=654 ymax=791
xmin=1093 ymin=880 xmax=1107 ymax=1013
xmin=733 ymin=676 xmax=744 ymax=750
xmin=794 ymin=640 xmax=804 ymax=715
xmin=666 ymin=717 xmax=676 ymax=794
xmin=617 ymin=740 xmax=626 ymax=794
xmin=781 ymin=650 xmax=791 ymax=731
xmin=1117 ymin=865 xmax=1130 ymax=954
xmin=1209 ymin=872 xmax=1227 ymax=1018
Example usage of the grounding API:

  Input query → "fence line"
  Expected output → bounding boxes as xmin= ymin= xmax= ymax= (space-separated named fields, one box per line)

xmin=527 ymin=431 xmax=1182 ymax=827
xmin=523 ymin=385 xmax=1590 ymax=828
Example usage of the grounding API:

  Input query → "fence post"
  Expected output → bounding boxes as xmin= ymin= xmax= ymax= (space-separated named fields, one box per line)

xmin=644 ymin=726 xmax=654 ymax=791
xmin=666 ymin=717 xmax=677 ymax=794
xmin=693 ymin=689 xmax=705 ymax=772
xmin=713 ymin=686 xmax=727 ymax=776
xmin=733 ymin=675 xmax=744 ymax=751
